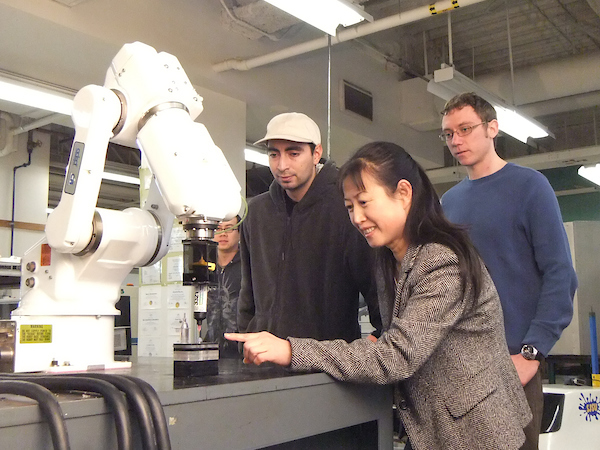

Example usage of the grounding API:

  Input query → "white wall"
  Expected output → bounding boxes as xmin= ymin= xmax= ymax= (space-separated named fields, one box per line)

xmin=194 ymin=87 xmax=247 ymax=196
xmin=551 ymin=221 xmax=600 ymax=356
xmin=241 ymin=43 xmax=445 ymax=168
xmin=0 ymin=130 xmax=49 ymax=258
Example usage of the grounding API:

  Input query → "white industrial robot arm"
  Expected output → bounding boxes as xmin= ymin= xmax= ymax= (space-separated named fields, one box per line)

xmin=45 ymin=85 xmax=123 ymax=254
xmin=46 ymin=42 xmax=242 ymax=259
xmin=11 ymin=42 xmax=241 ymax=372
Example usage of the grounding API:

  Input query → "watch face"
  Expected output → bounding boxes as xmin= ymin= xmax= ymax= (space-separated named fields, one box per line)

xmin=521 ymin=345 xmax=537 ymax=360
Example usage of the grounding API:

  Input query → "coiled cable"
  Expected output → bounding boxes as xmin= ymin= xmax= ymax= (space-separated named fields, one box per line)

xmin=123 ymin=375 xmax=171 ymax=450
xmin=70 ymin=373 xmax=157 ymax=450
xmin=0 ymin=379 xmax=70 ymax=450
xmin=0 ymin=375 xmax=132 ymax=450
xmin=0 ymin=372 xmax=170 ymax=449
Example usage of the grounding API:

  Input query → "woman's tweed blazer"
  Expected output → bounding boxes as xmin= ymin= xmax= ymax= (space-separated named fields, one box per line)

xmin=289 ymin=243 xmax=532 ymax=449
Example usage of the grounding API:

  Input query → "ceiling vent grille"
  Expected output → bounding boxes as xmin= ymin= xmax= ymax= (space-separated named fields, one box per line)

xmin=341 ymin=80 xmax=373 ymax=121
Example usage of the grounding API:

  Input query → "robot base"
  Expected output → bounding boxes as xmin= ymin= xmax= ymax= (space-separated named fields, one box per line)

xmin=7 ymin=315 xmax=131 ymax=373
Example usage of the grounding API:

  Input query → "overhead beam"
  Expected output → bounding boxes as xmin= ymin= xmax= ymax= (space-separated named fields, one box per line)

xmin=427 ymin=144 xmax=600 ymax=184
xmin=212 ymin=0 xmax=489 ymax=72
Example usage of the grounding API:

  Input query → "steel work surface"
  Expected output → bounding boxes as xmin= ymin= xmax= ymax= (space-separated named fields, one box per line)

xmin=0 ymin=357 xmax=394 ymax=449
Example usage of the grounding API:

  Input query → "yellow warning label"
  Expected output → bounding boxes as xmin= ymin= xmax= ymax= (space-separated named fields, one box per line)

xmin=20 ymin=324 xmax=52 ymax=344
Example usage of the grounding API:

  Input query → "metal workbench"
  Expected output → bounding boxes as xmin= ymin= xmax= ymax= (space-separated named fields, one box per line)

xmin=0 ymin=357 xmax=394 ymax=449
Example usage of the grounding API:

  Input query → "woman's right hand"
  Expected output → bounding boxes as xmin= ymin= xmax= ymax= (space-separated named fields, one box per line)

xmin=225 ymin=331 xmax=292 ymax=366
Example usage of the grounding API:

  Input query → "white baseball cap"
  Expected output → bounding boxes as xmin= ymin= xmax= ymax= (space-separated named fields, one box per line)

xmin=254 ymin=112 xmax=321 ymax=146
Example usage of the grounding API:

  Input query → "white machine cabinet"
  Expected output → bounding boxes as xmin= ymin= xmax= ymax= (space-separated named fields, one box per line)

xmin=540 ymin=385 xmax=600 ymax=449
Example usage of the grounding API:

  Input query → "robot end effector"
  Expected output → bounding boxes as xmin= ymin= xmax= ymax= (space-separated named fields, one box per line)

xmin=111 ymin=43 xmax=242 ymax=262
xmin=104 ymin=42 xmax=243 ymax=320
xmin=104 ymin=42 xmax=243 ymax=323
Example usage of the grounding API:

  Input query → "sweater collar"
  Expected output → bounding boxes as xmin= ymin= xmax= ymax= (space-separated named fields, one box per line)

xmin=465 ymin=162 xmax=513 ymax=185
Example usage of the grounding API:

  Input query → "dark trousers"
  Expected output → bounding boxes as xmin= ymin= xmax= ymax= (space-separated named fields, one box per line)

xmin=520 ymin=365 xmax=544 ymax=450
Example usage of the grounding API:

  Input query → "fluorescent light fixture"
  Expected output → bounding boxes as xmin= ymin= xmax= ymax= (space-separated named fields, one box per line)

xmin=245 ymin=147 xmax=269 ymax=166
xmin=264 ymin=0 xmax=373 ymax=36
xmin=427 ymin=66 xmax=552 ymax=144
xmin=0 ymin=72 xmax=74 ymax=116
xmin=578 ymin=164 xmax=600 ymax=187
xmin=102 ymin=171 xmax=140 ymax=185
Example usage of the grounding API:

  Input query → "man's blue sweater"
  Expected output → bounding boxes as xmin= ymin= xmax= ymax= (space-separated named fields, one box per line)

xmin=441 ymin=163 xmax=577 ymax=356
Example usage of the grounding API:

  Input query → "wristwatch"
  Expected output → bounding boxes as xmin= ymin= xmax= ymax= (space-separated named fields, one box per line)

xmin=521 ymin=344 xmax=543 ymax=361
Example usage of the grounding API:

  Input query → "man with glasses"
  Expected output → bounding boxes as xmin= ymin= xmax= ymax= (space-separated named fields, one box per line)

xmin=206 ymin=215 xmax=242 ymax=357
xmin=440 ymin=92 xmax=577 ymax=450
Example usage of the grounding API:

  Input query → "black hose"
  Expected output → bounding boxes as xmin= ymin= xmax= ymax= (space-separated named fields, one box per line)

xmin=0 ymin=379 xmax=70 ymax=450
xmin=70 ymin=373 xmax=157 ymax=450
xmin=0 ymin=375 xmax=132 ymax=450
xmin=123 ymin=375 xmax=171 ymax=450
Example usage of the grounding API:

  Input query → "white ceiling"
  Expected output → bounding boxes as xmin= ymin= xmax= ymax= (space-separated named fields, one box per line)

xmin=1 ymin=0 xmax=600 ymax=187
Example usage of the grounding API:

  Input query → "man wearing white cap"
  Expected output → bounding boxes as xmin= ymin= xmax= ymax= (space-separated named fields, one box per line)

xmin=238 ymin=112 xmax=382 ymax=343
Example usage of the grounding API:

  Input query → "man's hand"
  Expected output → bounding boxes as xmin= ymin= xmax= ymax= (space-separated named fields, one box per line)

xmin=225 ymin=331 xmax=292 ymax=366
xmin=511 ymin=354 xmax=540 ymax=386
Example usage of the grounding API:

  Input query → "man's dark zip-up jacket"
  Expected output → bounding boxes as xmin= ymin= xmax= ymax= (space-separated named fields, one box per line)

xmin=238 ymin=161 xmax=382 ymax=341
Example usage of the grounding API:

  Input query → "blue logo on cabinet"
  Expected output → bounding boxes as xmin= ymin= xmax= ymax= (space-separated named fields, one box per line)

xmin=579 ymin=393 xmax=600 ymax=422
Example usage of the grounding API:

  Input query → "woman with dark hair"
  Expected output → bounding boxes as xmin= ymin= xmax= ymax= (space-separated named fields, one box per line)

xmin=340 ymin=140 xmax=485 ymax=309
xmin=227 ymin=142 xmax=532 ymax=449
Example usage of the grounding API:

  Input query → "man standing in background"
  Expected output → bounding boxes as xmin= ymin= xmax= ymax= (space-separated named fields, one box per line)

xmin=440 ymin=92 xmax=577 ymax=449
xmin=206 ymin=215 xmax=242 ymax=358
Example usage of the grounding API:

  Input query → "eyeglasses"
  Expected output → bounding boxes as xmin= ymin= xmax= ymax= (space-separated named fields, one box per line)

xmin=439 ymin=122 xmax=487 ymax=142
xmin=215 ymin=225 xmax=239 ymax=234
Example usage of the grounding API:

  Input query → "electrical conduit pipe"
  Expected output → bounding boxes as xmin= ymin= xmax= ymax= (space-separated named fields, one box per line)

xmin=212 ymin=0 xmax=489 ymax=72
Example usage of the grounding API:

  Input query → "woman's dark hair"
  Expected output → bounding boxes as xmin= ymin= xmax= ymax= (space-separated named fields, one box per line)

xmin=339 ymin=141 xmax=483 ymax=304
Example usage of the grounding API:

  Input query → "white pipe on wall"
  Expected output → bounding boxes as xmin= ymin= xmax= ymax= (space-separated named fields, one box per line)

xmin=212 ymin=0 xmax=489 ymax=72
xmin=0 ymin=112 xmax=15 ymax=157
xmin=10 ymin=114 xmax=63 ymax=137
